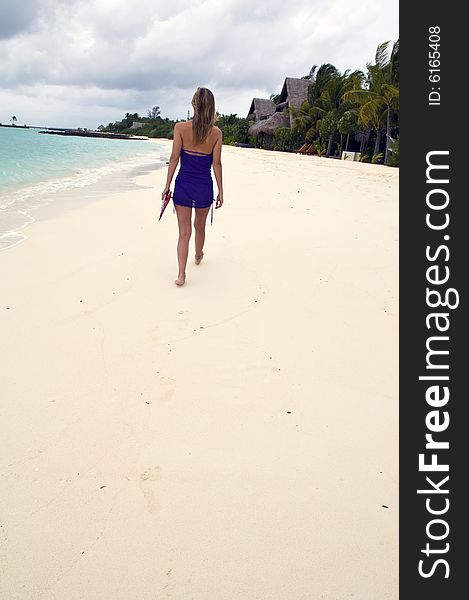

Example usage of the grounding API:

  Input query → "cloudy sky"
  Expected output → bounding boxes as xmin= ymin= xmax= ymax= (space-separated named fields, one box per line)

xmin=0 ymin=0 xmax=398 ymax=129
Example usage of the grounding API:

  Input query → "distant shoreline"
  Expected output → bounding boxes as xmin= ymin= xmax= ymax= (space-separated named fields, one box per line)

xmin=38 ymin=129 xmax=148 ymax=141
xmin=1 ymin=124 xmax=151 ymax=140
xmin=0 ymin=123 xmax=29 ymax=129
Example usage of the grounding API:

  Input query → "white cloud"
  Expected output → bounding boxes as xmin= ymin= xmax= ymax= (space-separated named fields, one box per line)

xmin=0 ymin=0 xmax=398 ymax=128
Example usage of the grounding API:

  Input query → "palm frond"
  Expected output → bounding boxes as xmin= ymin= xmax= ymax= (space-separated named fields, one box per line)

xmin=308 ymin=65 xmax=318 ymax=80
xmin=342 ymin=89 xmax=380 ymax=105
xmin=357 ymin=98 xmax=386 ymax=129
xmin=375 ymin=41 xmax=391 ymax=69
xmin=381 ymin=83 xmax=399 ymax=103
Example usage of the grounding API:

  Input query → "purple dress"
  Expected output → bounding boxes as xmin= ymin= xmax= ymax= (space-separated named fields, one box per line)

xmin=173 ymin=148 xmax=215 ymax=222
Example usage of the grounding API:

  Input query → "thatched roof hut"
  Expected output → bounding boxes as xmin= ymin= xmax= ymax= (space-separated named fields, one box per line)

xmin=246 ymin=77 xmax=313 ymax=147
xmin=246 ymin=98 xmax=276 ymax=121
xmin=248 ymin=110 xmax=290 ymax=136
xmin=278 ymin=77 xmax=312 ymax=126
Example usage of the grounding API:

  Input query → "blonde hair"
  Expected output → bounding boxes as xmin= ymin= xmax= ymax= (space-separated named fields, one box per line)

xmin=191 ymin=87 xmax=216 ymax=145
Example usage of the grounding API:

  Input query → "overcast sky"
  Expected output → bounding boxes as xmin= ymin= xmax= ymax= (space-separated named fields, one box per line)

xmin=0 ymin=0 xmax=398 ymax=129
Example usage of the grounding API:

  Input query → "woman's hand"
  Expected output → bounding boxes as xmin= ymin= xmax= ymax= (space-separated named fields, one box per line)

xmin=161 ymin=185 xmax=170 ymax=200
xmin=215 ymin=192 xmax=224 ymax=209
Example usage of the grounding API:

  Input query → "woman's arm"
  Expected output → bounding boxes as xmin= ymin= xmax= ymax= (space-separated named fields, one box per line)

xmin=162 ymin=123 xmax=183 ymax=197
xmin=212 ymin=129 xmax=223 ymax=208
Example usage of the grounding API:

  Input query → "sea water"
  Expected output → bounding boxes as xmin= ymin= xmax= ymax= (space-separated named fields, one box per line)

xmin=0 ymin=126 xmax=169 ymax=250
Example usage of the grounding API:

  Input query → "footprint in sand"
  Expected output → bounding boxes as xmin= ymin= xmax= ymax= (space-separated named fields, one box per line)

xmin=160 ymin=376 xmax=176 ymax=401
xmin=176 ymin=309 xmax=190 ymax=327
xmin=139 ymin=466 xmax=161 ymax=513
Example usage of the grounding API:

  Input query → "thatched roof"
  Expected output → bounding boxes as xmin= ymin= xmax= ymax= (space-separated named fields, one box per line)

xmin=278 ymin=77 xmax=312 ymax=106
xmin=247 ymin=98 xmax=276 ymax=120
xmin=246 ymin=77 xmax=312 ymax=135
xmin=248 ymin=110 xmax=290 ymax=136
xmin=275 ymin=101 xmax=288 ymax=111
xmin=278 ymin=77 xmax=313 ymax=126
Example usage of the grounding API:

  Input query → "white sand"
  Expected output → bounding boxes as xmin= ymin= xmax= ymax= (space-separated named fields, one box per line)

xmin=0 ymin=142 xmax=398 ymax=599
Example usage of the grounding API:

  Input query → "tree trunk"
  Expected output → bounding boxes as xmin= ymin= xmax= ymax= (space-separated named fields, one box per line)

xmin=326 ymin=134 xmax=334 ymax=157
xmin=385 ymin=107 xmax=392 ymax=165
xmin=374 ymin=129 xmax=381 ymax=156
xmin=346 ymin=133 xmax=350 ymax=151
xmin=366 ymin=129 xmax=371 ymax=150
xmin=361 ymin=129 xmax=371 ymax=154
xmin=339 ymin=134 xmax=343 ymax=156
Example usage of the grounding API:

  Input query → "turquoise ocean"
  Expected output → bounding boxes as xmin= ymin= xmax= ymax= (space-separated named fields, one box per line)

xmin=0 ymin=127 xmax=169 ymax=250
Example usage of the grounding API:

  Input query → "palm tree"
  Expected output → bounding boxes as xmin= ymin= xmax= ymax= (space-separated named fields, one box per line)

xmin=11 ymin=116 xmax=17 ymax=126
xmin=287 ymin=64 xmax=339 ymax=139
xmin=308 ymin=64 xmax=340 ymax=104
xmin=288 ymin=64 xmax=340 ymax=149
xmin=343 ymin=40 xmax=399 ymax=165
xmin=288 ymin=65 xmax=364 ymax=157
xmin=308 ymin=68 xmax=364 ymax=156
xmin=338 ymin=110 xmax=358 ymax=153
xmin=147 ymin=106 xmax=160 ymax=120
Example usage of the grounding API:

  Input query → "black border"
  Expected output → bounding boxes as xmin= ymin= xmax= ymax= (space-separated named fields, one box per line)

xmin=400 ymin=2 xmax=466 ymax=596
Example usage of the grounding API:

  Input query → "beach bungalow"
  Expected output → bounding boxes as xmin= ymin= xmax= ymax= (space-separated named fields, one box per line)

xmin=246 ymin=98 xmax=276 ymax=123
xmin=277 ymin=77 xmax=312 ymax=127
xmin=248 ymin=112 xmax=290 ymax=148
xmin=248 ymin=77 xmax=313 ymax=149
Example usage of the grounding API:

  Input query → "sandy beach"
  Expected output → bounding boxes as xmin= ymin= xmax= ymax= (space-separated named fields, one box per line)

xmin=0 ymin=141 xmax=398 ymax=599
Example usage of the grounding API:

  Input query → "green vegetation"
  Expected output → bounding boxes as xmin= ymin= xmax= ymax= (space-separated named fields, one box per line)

xmin=101 ymin=108 xmax=177 ymax=138
xmin=215 ymin=114 xmax=250 ymax=145
xmin=314 ymin=140 xmax=326 ymax=157
xmin=272 ymin=127 xmax=304 ymax=152
xmin=287 ymin=40 xmax=399 ymax=165
xmin=252 ymin=41 xmax=398 ymax=165
xmin=342 ymin=41 xmax=399 ymax=165
xmin=100 ymin=107 xmax=251 ymax=146
xmin=337 ymin=110 xmax=358 ymax=154
xmin=388 ymin=136 xmax=399 ymax=167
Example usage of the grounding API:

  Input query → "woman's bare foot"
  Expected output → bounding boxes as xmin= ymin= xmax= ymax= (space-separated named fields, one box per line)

xmin=195 ymin=251 xmax=204 ymax=265
xmin=175 ymin=274 xmax=185 ymax=286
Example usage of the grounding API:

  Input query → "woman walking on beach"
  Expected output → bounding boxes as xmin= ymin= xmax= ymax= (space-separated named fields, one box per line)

xmin=162 ymin=87 xmax=224 ymax=286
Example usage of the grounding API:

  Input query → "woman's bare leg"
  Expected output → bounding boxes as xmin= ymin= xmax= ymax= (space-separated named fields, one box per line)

xmin=175 ymin=205 xmax=192 ymax=285
xmin=194 ymin=206 xmax=211 ymax=264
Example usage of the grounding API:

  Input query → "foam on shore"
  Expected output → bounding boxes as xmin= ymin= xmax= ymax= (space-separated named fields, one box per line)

xmin=0 ymin=149 xmax=168 ymax=251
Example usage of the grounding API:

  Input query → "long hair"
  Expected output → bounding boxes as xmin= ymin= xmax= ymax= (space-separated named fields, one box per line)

xmin=191 ymin=87 xmax=216 ymax=145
